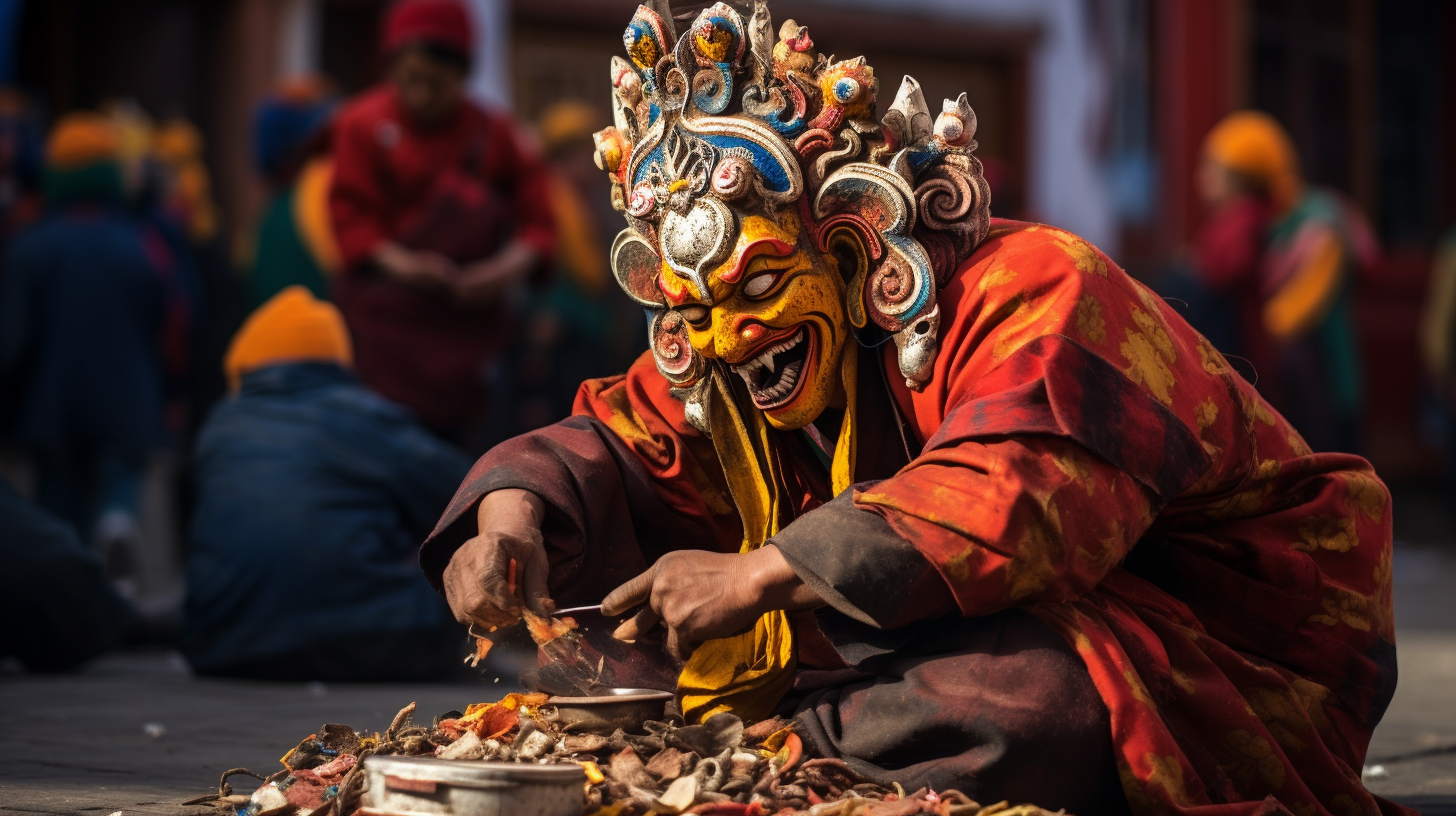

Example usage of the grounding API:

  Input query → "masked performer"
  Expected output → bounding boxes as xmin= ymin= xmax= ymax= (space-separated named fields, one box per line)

xmin=421 ymin=4 xmax=1405 ymax=814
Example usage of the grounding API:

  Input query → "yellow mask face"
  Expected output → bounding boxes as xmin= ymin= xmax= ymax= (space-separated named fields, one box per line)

xmin=659 ymin=210 xmax=849 ymax=431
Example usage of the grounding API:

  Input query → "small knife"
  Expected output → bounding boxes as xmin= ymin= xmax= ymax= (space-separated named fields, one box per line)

xmin=553 ymin=604 xmax=608 ymax=616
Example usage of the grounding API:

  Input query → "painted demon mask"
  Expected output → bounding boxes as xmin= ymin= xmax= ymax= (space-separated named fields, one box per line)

xmin=597 ymin=0 xmax=992 ymax=434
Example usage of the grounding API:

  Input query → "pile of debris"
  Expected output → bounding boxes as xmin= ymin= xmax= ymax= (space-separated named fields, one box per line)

xmin=186 ymin=696 xmax=1063 ymax=816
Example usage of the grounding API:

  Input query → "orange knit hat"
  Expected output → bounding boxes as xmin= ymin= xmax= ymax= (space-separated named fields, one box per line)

xmin=224 ymin=286 xmax=353 ymax=390
xmin=1202 ymin=110 xmax=1303 ymax=214
xmin=46 ymin=112 xmax=122 ymax=170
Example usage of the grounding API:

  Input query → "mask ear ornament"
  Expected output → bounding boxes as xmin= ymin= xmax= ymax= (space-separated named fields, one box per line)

xmin=814 ymin=162 xmax=940 ymax=388
xmin=816 ymin=222 xmax=874 ymax=331
xmin=613 ymin=228 xmax=713 ymax=435
xmin=612 ymin=229 xmax=668 ymax=306
xmin=650 ymin=310 xmax=713 ymax=434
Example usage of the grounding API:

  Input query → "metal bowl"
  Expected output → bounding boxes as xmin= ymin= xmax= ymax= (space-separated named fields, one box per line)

xmin=546 ymin=688 xmax=675 ymax=735
xmin=359 ymin=755 xmax=583 ymax=816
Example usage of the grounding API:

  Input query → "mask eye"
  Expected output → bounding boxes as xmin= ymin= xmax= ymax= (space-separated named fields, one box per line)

xmin=742 ymin=271 xmax=780 ymax=299
xmin=833 ymin=77 xmax=862 ymax=104
xmin=677 ymin=304 xmax=710 ymax=327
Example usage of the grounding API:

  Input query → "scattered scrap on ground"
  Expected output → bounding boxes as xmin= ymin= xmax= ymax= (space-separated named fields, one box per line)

xmin=186 ymin=696 xmax=1064 ymax=816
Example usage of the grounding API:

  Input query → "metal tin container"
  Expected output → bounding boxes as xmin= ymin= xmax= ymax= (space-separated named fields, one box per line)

xmin=358 ymin=756 xmax=584 ymax=816
xmin=546 ymin=688 xmax=675 ymax=735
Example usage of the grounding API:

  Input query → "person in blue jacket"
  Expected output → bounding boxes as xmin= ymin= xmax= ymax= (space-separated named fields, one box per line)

xmin=182 ymin=286 xmax=472 ymax=680
xmin=0 ymin=112 xmax=187 ymax=564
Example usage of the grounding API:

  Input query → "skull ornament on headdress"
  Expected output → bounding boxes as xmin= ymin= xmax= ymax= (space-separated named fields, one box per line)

xmin=596 ymin=0 xmax=991 ymax=434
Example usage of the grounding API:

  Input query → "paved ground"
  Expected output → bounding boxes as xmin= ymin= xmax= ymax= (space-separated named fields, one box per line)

xmin=0 ymin=652 xmax=520 ymax=815
xmin=1365 ymin=631 xmax=1456 ymax=811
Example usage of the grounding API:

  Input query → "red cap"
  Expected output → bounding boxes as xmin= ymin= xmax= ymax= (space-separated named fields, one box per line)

xmin=383 ymin=0 xmax=474 ymax=58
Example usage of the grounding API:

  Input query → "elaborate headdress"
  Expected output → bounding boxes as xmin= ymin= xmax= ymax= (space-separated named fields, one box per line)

xmin=595 ymin=0 xmax=992 ymax=432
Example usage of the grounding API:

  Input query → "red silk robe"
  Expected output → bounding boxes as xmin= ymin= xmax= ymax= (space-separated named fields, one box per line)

xmin=424 ymin=220 xmax=1406 ymax=816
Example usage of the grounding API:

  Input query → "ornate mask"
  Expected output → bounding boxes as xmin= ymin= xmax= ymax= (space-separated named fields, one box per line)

xmin=597 ymin=0 xmax=992 ymax=433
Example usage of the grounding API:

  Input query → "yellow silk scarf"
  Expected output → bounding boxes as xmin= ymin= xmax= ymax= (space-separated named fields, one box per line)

xmin=677 ymin=349 xmax=858 ymax=723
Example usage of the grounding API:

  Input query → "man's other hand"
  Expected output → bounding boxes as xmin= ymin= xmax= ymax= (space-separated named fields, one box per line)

xmin=442 ymin=489 xmax=552 ymax=632
xmin=374 ymin=242 xmax=457 ymax=289
xmin=602 ymin=546 xmax=821 ymax=661
xmin=454 ymin=240 xmax=538 ymax=306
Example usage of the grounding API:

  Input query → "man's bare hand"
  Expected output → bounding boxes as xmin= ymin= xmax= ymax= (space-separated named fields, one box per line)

xmin=442 ymin=489 xmax=552 ymax=632
xmin=601 ymin=545 xmax=822 ymax=661
xmin=374 ymin=242 xmax=457 ymax=290
xmin=454 ymin=240 xmax=538 ymax=306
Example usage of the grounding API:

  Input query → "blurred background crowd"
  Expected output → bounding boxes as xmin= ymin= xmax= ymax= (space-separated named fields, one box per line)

xmin=0 ymin=0 xmax=1452 ymax=681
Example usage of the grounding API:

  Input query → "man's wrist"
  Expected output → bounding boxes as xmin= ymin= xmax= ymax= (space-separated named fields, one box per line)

xmin=477 ymin=488 xmax=546 ymax=533
xmin=373 ymin=242 xmax=409 ymax=271
xmin=501 ymin=240 xmax=539 ymax=279
xmin=754 ymin=545 xmax=823 ymax=612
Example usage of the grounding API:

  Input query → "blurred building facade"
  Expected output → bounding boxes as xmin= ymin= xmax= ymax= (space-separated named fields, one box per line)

xmin=0 ymin=0 xmax=1452 ymax=477
xmin=0 ymin=0 xmax=510 ymax=261
xmin=1152 ymin=0 xmax=1455 ymax=477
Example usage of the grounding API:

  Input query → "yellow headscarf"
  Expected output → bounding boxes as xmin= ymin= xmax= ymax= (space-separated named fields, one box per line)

xmin=677 ymin=349 xmax=859 ymax=723
xmin=1202 ymin=110 xmax=1303 ymax=215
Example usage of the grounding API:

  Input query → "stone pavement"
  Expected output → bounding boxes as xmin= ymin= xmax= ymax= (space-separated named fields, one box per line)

xmin=0 ymin=651 xmax=514 ymax=815
xmin=1365 ymin=632 xmax=1456 ymax=812
xmin=1 ymin=538 xmax=1453 ymax=815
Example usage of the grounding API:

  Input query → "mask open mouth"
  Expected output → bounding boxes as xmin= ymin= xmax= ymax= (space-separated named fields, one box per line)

xmin=729 ymin=326 xmax=812 ymax=410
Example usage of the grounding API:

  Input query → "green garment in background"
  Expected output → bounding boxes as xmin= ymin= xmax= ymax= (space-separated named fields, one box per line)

xmin=43 ymin=162 xmax=124 ymax=207
xmin=1265 ymin=189 xmax=1364 ymax=417
xmin=249 ymin=188 xmax=327 ymax=307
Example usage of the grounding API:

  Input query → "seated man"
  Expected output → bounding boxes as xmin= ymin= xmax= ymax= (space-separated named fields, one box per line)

xmin=421 ymin=5 xmax=1406 ymax=814
xmin=184 ymin=286 xmax=471 ymax=681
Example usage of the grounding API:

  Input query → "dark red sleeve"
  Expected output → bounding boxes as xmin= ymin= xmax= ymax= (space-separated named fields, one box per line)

xmin=328 ymin=103 xmax=391 ymax=271
xmin=1193 ymin=195 xmax=1270 ymax=293
xmin=770 ymin=489 xmax=957 ymax=629
xmin=420 ymin=353 xmax=741 ymax=603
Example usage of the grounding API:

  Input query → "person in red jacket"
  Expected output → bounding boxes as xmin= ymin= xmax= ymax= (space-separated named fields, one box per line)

xmin=329 ymin=0 xmax=554 ymax=449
